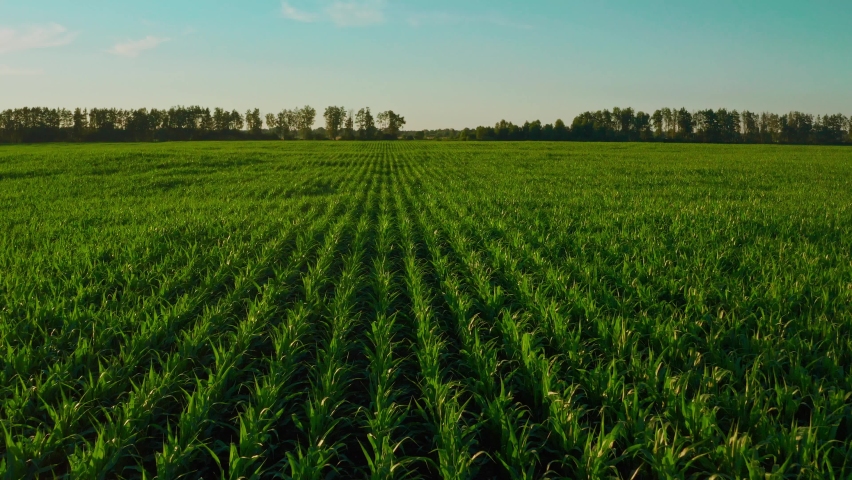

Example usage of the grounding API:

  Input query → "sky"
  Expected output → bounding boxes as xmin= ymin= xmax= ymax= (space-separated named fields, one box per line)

xmin=1 ymin=0 xmax=851 ymax=129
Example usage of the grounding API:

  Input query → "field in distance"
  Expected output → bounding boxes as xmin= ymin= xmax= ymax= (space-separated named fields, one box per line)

xmin=1 ymin=141 xmax=850 ymax=478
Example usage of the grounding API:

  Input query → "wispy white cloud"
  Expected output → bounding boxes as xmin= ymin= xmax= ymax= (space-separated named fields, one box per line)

xmin=0 ymin=64 xmax=43 ymax=76
xmin=108 ymin=36 xmax=170 ymax=58
xmin=407 ymin=11 xmax=533 ymax=30
xmin=325 ymin=0 xmax=385 ymax=27
xmin=0 ymin=23 xmax=76 ymax=54
xmin=284 ymin=1 xmax=528 ymax=29
xmin=280 ymin=0 xmax=385 ymax=27
xmin=282 ymin=2 xmax=318 ymax=22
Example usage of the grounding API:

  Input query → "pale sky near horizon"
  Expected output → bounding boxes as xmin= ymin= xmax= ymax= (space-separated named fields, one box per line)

xmin=2 ymin=0 xmax=850 ymax=130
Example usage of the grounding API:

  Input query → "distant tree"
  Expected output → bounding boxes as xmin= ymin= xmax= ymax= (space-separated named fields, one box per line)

xmin=784 ymin=111 xmax=813 ymax=143
xmin=126 ymin=108 xmax=149 ymax=141
xmin=342 ymin=110 xmax=355 ymax=140
xmin=634 ymin=111 xmax=652 ymax=140
xmin=275 ymin=109 xmax=298 ymax=139
xmin=297 ymin=106 xmax=316 ymax=139
xmin=847 ymin=115 xmax=852 ymax=143
xmin=377 ymin=111 xmax=389 ymax=132
xmin=355 ymin=108 xmax=376 ymax=140
xmin=760 ymin=112 xmax=781 ymax=143
xmin=495 ymin=120 xmax=511 ymax=140
xmin=769 ymin=113 xmax=782 ymax=142
xmin=660 ymin=108 xmax=673 ymax=138
xmin=720 ymin=109 xmax=741 ymax=143
xmin=695 ymin=109 xmax=718 ymax=142
xmin=600 ymin=109 xmax=614 ymax=139
xmin=89 ymin=109 xmax=109 ymax=133
xmin=230 ymin=110 xmax=245 ymax=131
xmin=676 ymin=108 xmax=693 ymax=140
xmin=355 ymin=108 xmax=366 ymax=139
xmin=265 ymin=113 xmax=277 ymax=133
xmin=617 ymin=107 xmax=635 ymax=139
xmin=475 ymin=126 xmax=495 ymax=141
xmin=779 ymin=114 xmax=791 ymax=143
xmin=554 ymin=119 xmax=568 ymax=140
xmin=376 ymin=110 xmax=406 ymax=138
xmin=72 ymin=108 xmax=87 ymax=141
xmin=199 ymin=108 xmax=213 ymax=135
xmin=527 ymin=120 xmax=542 ymax=140
xmin=2 ymin=103 xmax=849 ymax=145
xmin=570 ymin=113 xmax=594 ymax=141
xmin=814 ymin=114 xmax=845 ymax=144
xmin=59 ymin=109 xmax=72 ymax=133
xmin=741 ymin=111 xmax=759 ymax=143
xmin=324 ymin=106 xmax=346 ymax=140
xmin=213 ymin=108 xmax=226 ymax=132
xmin=246 ymin=108 xmax=263 ymax=135
xmin=507 ymin=122 xmax=522 ymax=140
xmin=149 ymin=109 xmax=165 ymax=136
xmin=611 ymin=107 xmax=621 ymax=132
xmin=651 ymin=110 xmax=663 ymax=139
xmin=759 ymin=112 xmax=770 ymax=142
xmin=393 ymin=116 xmax=406 ymax=136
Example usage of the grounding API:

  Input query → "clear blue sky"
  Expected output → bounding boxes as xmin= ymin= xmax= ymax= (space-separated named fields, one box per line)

xmin=2 ymin=0 xmax=850 ymax=129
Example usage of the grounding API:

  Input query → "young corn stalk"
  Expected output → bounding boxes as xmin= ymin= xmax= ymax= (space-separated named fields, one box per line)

xmin=395 ymin=180 xmax=482 ymax=480
xmin=1 ymin=229 xmax=271 ymax=455
xmin=411 ymin=159 xmax=632 ymax=477
xmin=8 ymin=226 xmax=299 ymax=478
xmin=153 ymin=272 xmax=291 ymax=478
xmin=224 ymin=305 xmax=311 ymax=480
xmin=227 ymin=169 xmax=372 ymax=479
xmin=64 ymin=153 xmax=372 ymax=478
xmin=284 ymin=179 xmax=375 ymax=479
xmin=357 ymin=181 xmax=412 ymax=479
xmin=403 ymin=163 xmax=550 ymax=478
xmin=66 ymin=171 xmax=367 ymax=478
xmin=158 ymin=175 xmax=370 ymax=479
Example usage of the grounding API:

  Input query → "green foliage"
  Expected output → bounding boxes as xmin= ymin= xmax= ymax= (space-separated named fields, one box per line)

xmin=0 ymin=141 xmax=850 ymax=478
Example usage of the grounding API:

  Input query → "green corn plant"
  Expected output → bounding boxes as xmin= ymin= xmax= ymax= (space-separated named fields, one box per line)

xmin=67 ymin=162 xmax=369 ymax=477
xmin=22 ymin=232 xmax=296 ymax=473
xmin=284 ymin=181 xmax=374 ymax=479
xmin=3 ymin=141 xmax=852 ymax=478
xmin=486 ymin=385 xmax=541 ymax=480
xmin=396 ymin=185 xmax=484 ymax=479
xmin=225 ymin=306 xmax=311 ymax=480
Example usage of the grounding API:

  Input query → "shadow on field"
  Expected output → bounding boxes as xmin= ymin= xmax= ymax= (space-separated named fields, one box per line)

xmin=0 ymin=170 xmax=60 ymax=181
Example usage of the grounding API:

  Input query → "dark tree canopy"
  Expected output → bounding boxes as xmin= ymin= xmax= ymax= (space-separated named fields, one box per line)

xmin=1 ymin=105 xmax=849 ymax=144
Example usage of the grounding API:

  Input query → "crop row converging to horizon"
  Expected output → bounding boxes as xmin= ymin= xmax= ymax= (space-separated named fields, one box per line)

xmin=2 ymin=105 xmax=852 ymax=144
xmin=1 ymin=141 xmax=850 ymax=478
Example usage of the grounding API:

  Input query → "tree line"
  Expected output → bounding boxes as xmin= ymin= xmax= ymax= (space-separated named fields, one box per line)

xmin=458 ymin=108 xmax=850 ymax=144
xmin=0 ymin=106 xmax=405 ymax=143
xmin=2 ymin=105 xmax=850 ymax=144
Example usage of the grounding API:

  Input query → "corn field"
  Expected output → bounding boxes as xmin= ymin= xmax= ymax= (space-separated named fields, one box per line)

xmin=1 ymin=141 xmax=851 ymax=479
